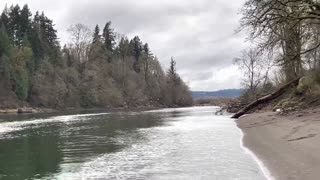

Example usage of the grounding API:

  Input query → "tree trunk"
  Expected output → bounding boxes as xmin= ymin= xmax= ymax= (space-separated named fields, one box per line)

xmin=231 ymin=78 xmax=301 ymax=119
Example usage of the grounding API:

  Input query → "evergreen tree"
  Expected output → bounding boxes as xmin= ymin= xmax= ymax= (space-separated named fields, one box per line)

xmin=0 ymin=6 xmax=9 ymax=28
xmin=7 ymin=5 xmax=21 ymax=45
xmin=29 ymin=11 xmax=44 ymax=66
xmin=39 ymin=12 xmax=59 ymax=48
xmin=142 ymin=43 xmax=151 ymax=84
xmin=0 ymin=24 xmax=11 ymax=57
xmin=130 ymin=36 xmax=143 ymax=73
xmin=39 ymin=12 xmax=61 ymax=65
xmin=11 ymin=47 xmax=33 ymax=101
xmin=130 ymin=36 xmax=142 ymax=60
xmin=165 ymin=57 xmax=192 ymax=106
xmin=0 ymin=24 xmax=12 ymax=86
xmin=32 ymin=11 xmax=40 ymax=31
xmin=13 ymin=69 xmax=29 ymax=101
xmin=102 ymin=21 xmax=115 ymax=52
xmin=168 ymin=57 xmax=178 ymax=83
xmin=143 ymin=43 xmax=150 ymax=57
xmin=92 ymin=24 xmax=101 ymax=44
xmin=19 ymin=4 xmax=32 ymax=47
xmin=116 ymin=36 xmax=130 ymax=60
xmin=168 ymin=57 xmax=176 ymax=74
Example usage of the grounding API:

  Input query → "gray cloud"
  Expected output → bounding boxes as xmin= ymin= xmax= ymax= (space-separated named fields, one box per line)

xmin=0 ymin=0 xmax=247 ymax=91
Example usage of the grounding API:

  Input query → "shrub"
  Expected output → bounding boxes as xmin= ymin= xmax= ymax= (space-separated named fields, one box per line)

xmin=297 ymin=72 xmax=320 ymax=96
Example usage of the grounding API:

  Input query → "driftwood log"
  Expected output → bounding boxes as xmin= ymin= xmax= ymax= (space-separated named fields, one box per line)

xmin=17 ymin=108 xmax=35 ymax=114
xmin=231 ymin=78 xmax=301 ymax=119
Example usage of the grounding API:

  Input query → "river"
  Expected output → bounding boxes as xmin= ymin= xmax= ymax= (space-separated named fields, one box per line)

xmin=0 ymin=106 xmax=266 ymax=180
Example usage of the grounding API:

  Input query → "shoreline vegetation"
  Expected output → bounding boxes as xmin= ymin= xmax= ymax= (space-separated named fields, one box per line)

xmin=229 ymin=0 xmax=320 ymax=118
xmin=0 ymin=105 xmax=171 ymax=114
xmin=229 ymin=1 xmax=320 ymax=178
xmin=233 ymin=0 xmax=320 ymax=104
xmin=0 ymin=4 xmax=193 ymax=112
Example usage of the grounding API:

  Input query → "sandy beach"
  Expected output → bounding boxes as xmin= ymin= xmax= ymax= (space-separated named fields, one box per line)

xmin=236 ymin=108 xmax=320 ymax=180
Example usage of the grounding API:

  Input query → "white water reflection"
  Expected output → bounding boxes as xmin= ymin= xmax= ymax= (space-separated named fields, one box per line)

xmin=0 ymin=113 xmax=109 ymax=138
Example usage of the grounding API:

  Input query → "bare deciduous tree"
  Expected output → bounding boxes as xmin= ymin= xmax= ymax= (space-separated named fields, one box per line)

xmin=67 ymin=23 xmax=92 ymax=63
xmin=240 ymin=0 xmax=320 ymax=81
xmin=234 ymin=48 xmax=273 ymax=100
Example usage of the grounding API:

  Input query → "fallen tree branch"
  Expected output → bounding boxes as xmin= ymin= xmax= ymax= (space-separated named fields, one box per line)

xmin=232 ymin=78 xmax=301 ymax=119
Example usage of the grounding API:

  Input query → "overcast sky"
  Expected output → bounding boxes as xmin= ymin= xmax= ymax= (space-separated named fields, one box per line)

xmin=0 ymin=0 xmax=249 ymax=91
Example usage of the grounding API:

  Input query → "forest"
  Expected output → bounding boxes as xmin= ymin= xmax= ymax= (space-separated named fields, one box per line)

xmin=0 ymin=4 xmax=193 ymax=109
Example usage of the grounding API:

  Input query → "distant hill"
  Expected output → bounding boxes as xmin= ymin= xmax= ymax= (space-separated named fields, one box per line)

xmin=192 ymin=89 xmax=243 ymax=99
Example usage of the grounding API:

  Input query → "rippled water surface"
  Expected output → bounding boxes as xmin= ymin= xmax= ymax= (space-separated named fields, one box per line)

xmin=0 ymin=106 xmax=265 ymax=180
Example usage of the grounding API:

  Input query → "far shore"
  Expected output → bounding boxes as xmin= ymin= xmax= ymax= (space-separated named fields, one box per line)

xmin=0 ymin=105 xmax=175 ymax=115
xmin=236 ymin=108 xmax=320 ymax=180
xmin=0 ymin=108 xmax=55 ymax=114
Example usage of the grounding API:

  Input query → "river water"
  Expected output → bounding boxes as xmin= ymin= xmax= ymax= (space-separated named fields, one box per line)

xmin=0 ymin=106 xmax=265 ymax=180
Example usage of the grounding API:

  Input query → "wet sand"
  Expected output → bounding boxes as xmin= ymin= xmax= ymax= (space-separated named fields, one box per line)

xmin=236 ymin=108 xmax=320 ymax=180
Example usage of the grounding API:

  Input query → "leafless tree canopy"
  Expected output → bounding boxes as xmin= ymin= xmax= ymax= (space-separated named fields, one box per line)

xmin=234 ymin=48 xmax=273 ymax=100
xmin=240 ymin=0 xmax=320 ymax=82
xmin=67 ymin=23 xmax=92 ymax=63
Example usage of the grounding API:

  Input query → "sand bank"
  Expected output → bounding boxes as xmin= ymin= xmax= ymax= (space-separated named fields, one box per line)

xmin=236 ymin=108 xmax=320 ymax=180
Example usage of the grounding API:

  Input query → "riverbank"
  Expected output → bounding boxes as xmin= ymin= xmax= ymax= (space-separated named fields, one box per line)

xmin=236 ymin=108 xmax=320 ymax=180
xmin=0 ymin=108 xmax=55 ymax=114
xmin=0 ymin=105 xmax=169 ymax=115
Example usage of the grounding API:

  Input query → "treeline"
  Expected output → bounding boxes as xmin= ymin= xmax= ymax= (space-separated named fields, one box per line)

xmin=235 ymin=0 xmax=320 ymax=103
xmin=0 ymin=4 xmax=193 ymax=109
